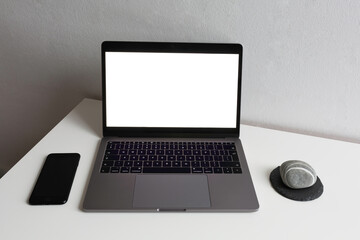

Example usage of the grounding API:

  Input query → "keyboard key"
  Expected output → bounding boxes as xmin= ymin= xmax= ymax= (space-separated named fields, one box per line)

xmin=204 ymin=168 xmax=213 ymax=173
xmin=220 ymin=162 xmax=241 ymax=168
xmin=197 ymin=145 xmax=205 ymax=150
xmin=214 ymin=168 xmax=222 ymax=174
xmin=114 ymin=161 xmax=123 ymax=167
xmin=134 ymin=161 xmax=142 ymax=167
xmin=223 ymin=144 xmax=236 ymax=150
xmin=120 ymin=167 xmax=130 ymax=173
xmin=202 ymin=150 xmax=210 ymax=155
xmin=175 ymin=150 xmax=183 ymax=155
xmin=119 ymin=150 xmax=128 ymax=155
xmin=210 ymin=162 xmax=219 ymax=167
xmin=191 ymin=162 xmax=200 ymax=167
xmin=233 ymin=167 xmax=242 ymax=174
xmin=163 ymin=161 xmax=171 ymax=167
xmin=129 ymin=150 xmax=137 ymax=155
xmin=161 ymin=145 xmax=169 ymax=149
xmin=153 ymin=161 xmax=162 ymax=167
xmin=201 ymin=162 xmax=210 ymax=167
xmin=156 ymin=150 xmax=165 ymax=155
xmin=168 ymin=155 xmax=176 ymax=161
xmin=184 ymin=150 xmax=192 ymax=155
xmin=211 ymin=150 xmax=219 ymax=155
xmin=179 ymin=145 xmax=187 ymax=150
xmin=232 ymin=154 xmax=239 ymax=162
xmin=166 ymin=150 xmax=174 ymax=155
xmin=131 ymin=167 xmax=142 ymax=173
xmin=101 ymin=166 xmax=110 ymax=173
xmin=196 ymin=156 xmax=204 ymax=161
xmin=105 ymin=150 xmax=118 ymax=155
xmin=192 ymin=168 xmax=203 ymax=173
xmin=182 ymin=162 xmax=190 ymax=167
xmin=229 ymin=150 xmax=237 ymax=156
xmin=173 ymin=161 xmax=181 ymax=167
xmin=177 ymin=156 xmax=185 ymax=161
xmin=104 ymin=155 xmax=119 ymax=160
xmin=124 ymin=161 xmax=133 ymax=167
xmin=216 ymin=145 xmax=223 ymax=150
xmin=139 ymin=155 xmax=148 ymax=160
xmin=206 ymin=145 xmax=214 ymax=150
xmin=125 ymin=144 xmax=134 ymax=149
xmin=121 ymin=155 xmax=129 ymax=160
xmin=106 ymin=144 xmax=116 ymax=150
xmin=143 ymin=168 xmax=191 ymax=173
xmin=130 ymin=155 xmax=138 ymax=160
xmin=110 ymin=167 xmax=120 ymax=173
xmin=152 ymin=144 xmax=160 ymax=149
xmin=144 ymin=161 xmax=152 ymax=167
xmin=193 ymin=150 xmax=201 ymax=155
xmin=102 ymin=160 xmax=114 ymax=167
xmin=223 ymin=167 xmax=232 ymax=173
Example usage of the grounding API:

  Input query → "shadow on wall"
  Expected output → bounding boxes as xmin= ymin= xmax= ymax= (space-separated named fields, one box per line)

xmin=0 ymin=20 xmax=101 ymax=175
xmin=0 ymin=71 xmax=100 ymax=176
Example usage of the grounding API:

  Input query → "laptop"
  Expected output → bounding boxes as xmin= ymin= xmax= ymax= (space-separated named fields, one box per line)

xmin=83 ymin=41 xmax=259 ymax=212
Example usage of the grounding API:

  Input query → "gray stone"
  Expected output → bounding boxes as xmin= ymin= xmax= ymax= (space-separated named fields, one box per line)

xmin=280 ymin=160 xmax=317 ymax=189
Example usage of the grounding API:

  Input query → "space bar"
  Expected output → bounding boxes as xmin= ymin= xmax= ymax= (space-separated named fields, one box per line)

xmin=143 ymin=168 xmax=191 ymax=173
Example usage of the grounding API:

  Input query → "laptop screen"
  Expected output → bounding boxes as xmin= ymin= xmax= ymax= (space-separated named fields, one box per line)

xmin=105 ymin=52 xmax=238 ymax=128
xmin=102 ymin=42 xmax=242 ymax=137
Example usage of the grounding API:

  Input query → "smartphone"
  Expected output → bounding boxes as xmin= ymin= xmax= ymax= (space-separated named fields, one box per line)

xmin=29 ymin=153 xmax=80 ymax=205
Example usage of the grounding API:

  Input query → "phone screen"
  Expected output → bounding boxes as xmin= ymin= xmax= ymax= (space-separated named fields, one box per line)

xmin=29 ymin=153 xmax=80 ymax=205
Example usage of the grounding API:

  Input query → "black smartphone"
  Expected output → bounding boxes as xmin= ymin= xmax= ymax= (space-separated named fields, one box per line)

xmin=29 ymin=153 xmax=80 ymax=205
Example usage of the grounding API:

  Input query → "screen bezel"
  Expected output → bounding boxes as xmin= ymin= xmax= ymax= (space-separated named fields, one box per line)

xmin=102 ymin=41 xmax=242 ymax=138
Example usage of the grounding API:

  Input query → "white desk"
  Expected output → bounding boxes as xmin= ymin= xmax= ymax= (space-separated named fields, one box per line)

xmin=1 ymin=98 xmax=359 ymax=239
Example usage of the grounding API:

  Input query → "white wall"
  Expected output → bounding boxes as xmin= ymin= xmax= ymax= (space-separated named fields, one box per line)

xmin=1 ymin=0 xmax=359 ymax=175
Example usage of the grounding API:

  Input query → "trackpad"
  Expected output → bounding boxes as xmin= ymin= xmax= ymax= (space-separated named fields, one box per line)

xmin=133 ymin=175 xmax=211 ymax=209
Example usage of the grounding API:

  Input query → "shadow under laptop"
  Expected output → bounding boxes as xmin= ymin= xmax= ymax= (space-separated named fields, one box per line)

xmin=78 ymin=139 xmax=101 ymax=211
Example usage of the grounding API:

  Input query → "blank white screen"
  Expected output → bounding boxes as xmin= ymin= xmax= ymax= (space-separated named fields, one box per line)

xmin=106 ymin=52 xmax=238 ymax=128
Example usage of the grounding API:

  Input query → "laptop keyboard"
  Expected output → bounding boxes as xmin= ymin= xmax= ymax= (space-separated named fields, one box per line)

xmin=100 ymin=141 xmax=242 ymax=174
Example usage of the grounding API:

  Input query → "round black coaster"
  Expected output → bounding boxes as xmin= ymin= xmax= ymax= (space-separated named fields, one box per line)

xmin=270 ymin=166 xmax=324 ymax=201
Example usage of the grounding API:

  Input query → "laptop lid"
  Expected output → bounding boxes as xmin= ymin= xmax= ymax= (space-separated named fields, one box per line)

xmin=102 ymin=41 xmax=242 ymax=138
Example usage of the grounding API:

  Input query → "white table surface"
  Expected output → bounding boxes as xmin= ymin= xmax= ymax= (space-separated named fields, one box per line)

xmin=1 ymin=98 xmax=359 ymax=240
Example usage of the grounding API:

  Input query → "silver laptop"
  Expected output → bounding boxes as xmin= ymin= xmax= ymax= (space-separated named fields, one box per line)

xmin=83 ymin=41 xmax=259 ymax=212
